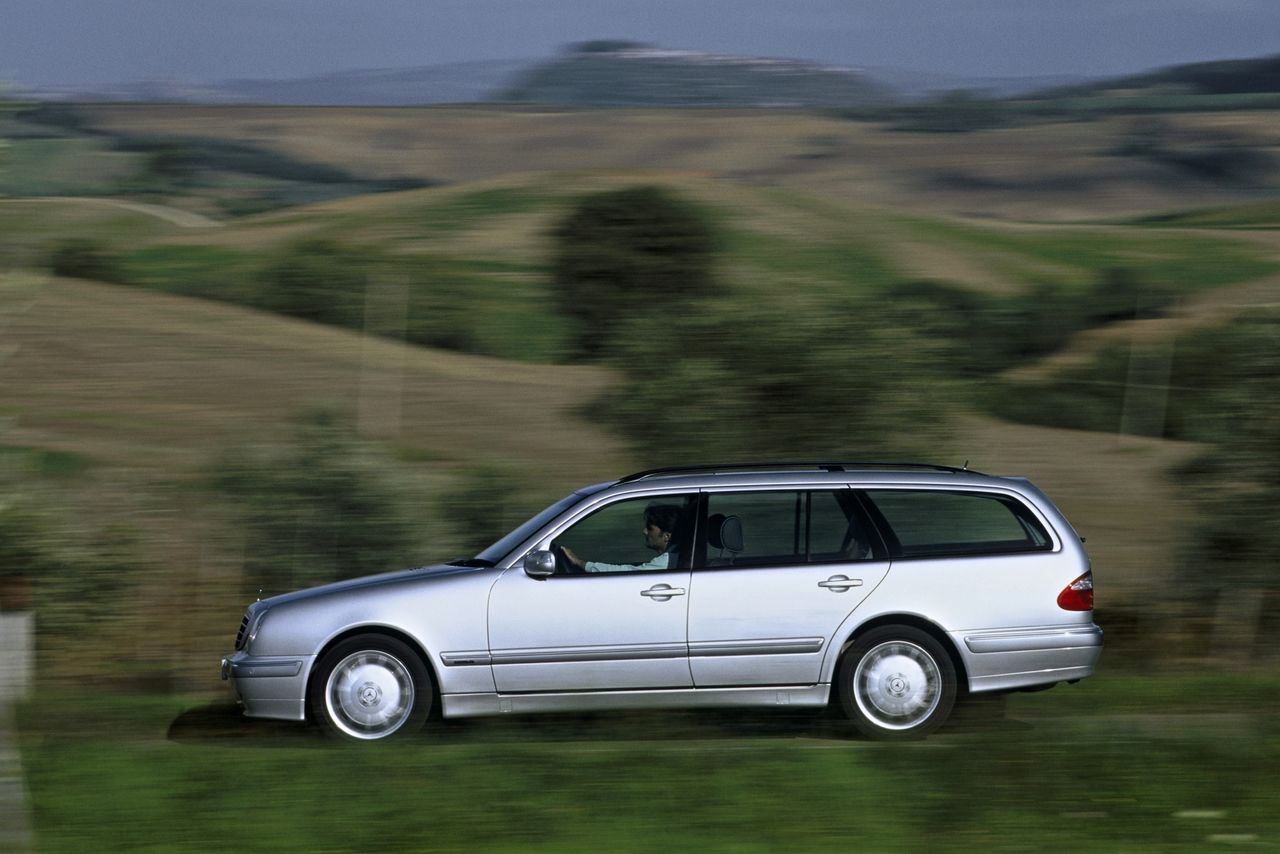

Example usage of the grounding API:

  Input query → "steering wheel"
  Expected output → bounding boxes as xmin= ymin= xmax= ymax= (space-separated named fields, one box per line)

xmin=552 ymin=543 xmax=581 ymax=575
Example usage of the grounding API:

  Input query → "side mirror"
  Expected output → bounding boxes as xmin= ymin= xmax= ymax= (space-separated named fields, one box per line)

xmin=523 ymin=550 xmax=556 ymax=579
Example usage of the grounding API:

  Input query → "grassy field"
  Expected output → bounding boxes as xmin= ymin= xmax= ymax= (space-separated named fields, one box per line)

xmin=16 ymin=673 xmax=1280 ymax=852
xmin=3 ymin=101 xmax=1280 ymax=850
xmin=4 ymin=105 xmax=1280 ymax=673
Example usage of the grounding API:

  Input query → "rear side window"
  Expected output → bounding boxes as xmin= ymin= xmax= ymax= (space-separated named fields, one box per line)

xmin=863 ymin=490 xmax=1052 ymax=558
xmin=697 ymin=490 xmax=880 ymax=568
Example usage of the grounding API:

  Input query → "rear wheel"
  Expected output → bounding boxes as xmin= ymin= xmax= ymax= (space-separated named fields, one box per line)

xmin=838 ymin=626 xmax=957 ymax=739
xmin=310 ymin=635 xmax=432 ymax=741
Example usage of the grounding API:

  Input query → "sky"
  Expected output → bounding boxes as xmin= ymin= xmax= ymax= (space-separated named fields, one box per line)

xmin=3 ymin=0 xmax=1279 ymax=87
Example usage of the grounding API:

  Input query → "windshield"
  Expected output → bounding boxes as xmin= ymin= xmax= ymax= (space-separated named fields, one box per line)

xmin=474 ymin=486 xmax=606 ymax=565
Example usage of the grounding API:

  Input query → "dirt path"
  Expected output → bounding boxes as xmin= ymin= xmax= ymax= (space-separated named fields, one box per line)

xmin=15 ymin=197 xmax=222 ymax=229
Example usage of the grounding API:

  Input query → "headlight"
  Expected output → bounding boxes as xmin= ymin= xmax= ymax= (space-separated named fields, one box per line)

xmin=236 ymin=606 xmax=269 ymax=651
xmin=246 ymin=609 xmax=269 ymax=651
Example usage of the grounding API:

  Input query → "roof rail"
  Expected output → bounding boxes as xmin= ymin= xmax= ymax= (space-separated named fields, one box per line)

xmin=617 ymin=461 xmax=982 ymax=483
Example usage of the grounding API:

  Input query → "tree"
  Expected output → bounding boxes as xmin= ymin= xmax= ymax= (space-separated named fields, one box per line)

xmin=550 ymin=185 xmax=717 ymax=358
xmin=211 ymin=409 xmax=420 ymax=595
xmin=594 ymin=294 xmax=948 ymax=464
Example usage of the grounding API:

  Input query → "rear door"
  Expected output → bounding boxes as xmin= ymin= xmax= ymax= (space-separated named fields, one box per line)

xmin=686 ymin=488 xmax=889 ymax=687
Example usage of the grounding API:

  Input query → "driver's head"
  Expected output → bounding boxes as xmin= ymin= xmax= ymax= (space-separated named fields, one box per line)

xmin=643 ymin=504 xmax=681 ymax=551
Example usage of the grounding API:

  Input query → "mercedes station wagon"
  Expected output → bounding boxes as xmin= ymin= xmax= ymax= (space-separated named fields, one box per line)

xmin=221 ymin=463 xmax=1102 ymax=740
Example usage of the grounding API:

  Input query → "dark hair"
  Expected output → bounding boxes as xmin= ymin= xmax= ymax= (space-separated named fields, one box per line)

xmin=644 ymin=503 xmax=682 ymax=535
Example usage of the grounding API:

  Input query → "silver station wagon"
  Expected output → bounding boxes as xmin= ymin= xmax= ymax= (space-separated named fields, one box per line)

xmin=221 ymin=463 xmax=1102 ymax=740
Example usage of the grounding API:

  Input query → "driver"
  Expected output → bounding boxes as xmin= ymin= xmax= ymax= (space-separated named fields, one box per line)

xmin=560 ymin=504 xmax=682 ymax=573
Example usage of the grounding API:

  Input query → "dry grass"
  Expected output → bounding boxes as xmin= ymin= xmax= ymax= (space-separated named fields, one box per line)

xmin=953 ymin=414 xmax=1201 ymax=600
xmin=7 ymin=103 xmax=1279 ymax=654
xmin=84 ymin=104 xmax=1280 ymax=222
xmin=0 ymin=274 xmax=1206 ymax=610
xmin=0 ymin=275 xmax=630 ymax=683
xmin=0 ymin=276 xmax=624 ymax=482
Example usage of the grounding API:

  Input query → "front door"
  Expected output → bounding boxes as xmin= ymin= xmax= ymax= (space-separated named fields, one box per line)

xmin=487 ymin=493 xmax=695 ymax=693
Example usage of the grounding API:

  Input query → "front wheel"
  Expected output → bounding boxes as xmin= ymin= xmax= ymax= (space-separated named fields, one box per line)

xmin=837 ymin=626 xmax=957 ymax=739
xmin=309 ymin=635 xmax=433 ymax=741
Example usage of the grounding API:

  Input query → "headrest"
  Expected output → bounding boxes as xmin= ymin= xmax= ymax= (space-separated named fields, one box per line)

xmin=714 ymin=514 xmax=744 ymax=553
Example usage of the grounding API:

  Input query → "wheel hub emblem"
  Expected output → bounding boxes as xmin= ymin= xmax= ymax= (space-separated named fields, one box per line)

xmin=358 ymin=682 xmax=383 ymax=707
xmin=887 ymin=675 xmax=909 ymax=696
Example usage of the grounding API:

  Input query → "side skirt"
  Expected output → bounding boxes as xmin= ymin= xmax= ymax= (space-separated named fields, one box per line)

xmin=441 ymin=684 xmax=832 ymax=718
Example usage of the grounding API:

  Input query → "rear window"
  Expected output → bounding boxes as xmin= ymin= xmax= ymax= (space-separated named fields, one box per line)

xmin=864 ymin=489 xmax=1052 ymax=558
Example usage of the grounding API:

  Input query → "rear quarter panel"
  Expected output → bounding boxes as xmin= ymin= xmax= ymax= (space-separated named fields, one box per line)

xmin=820 ymin=481 xmax=1095 ymax=683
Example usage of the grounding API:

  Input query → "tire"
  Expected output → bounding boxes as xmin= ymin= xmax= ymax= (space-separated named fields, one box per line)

xmin=309 ymin=634 xmax=433 ymax=741
xmin=837 ymin=626 xmax=957 ymax=739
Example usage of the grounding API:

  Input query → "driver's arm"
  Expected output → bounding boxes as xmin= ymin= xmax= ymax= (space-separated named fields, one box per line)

xmin=559 ymin=545 xmax=587 ymax=571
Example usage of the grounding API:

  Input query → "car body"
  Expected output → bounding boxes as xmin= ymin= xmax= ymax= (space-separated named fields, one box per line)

xmin=221 ymin=462 xmax=1102 ymax=740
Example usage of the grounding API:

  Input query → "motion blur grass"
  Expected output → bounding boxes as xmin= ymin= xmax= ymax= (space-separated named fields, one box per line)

xmin=16 ymin=673 xmax=1279 ymax=852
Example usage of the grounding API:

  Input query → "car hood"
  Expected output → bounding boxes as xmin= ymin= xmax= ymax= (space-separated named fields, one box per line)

xmin=256 ymin=563 xmax=483 ymax=610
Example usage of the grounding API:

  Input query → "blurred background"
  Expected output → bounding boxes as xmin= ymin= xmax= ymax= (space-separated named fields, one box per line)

xmin=2 ymin=3 xmax=1279 ymax=851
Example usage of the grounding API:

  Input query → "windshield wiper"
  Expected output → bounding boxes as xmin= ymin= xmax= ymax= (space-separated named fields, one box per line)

xmin=445 ymin=558 xmax=495 ymax=568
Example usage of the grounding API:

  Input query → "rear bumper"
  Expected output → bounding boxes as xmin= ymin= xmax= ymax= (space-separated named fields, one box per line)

xmin=954 ymin=623 xmax=1103 ymax=693
xmin=221 ymin=651 xmax=313 ymax=722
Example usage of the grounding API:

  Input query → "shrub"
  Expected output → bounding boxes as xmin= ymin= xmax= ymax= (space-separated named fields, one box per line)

xmin=211 ymin=409 xmax=422 ymax=595
xmin=436 ymin=466 xmax=540 ymax=557
xmin=46 ymin=238 xmax=126 ymax=283
xmin=255 ymin=239 xmax=369 ymax=328
xmin=0 ymin=464 xmax=136 ymax=635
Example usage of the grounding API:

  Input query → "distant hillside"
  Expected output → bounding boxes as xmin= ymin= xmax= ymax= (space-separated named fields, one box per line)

xmin=862 ymin=67 xmax=1095 ymax=100
xmin=22 ymin=59 xmax=537 ymax=106
xmin=214 ymin=60 xmax=535 ymax=105
xmin=496 ymin=41 xmax=892 ymax=108
xmin=1032 ymin=53 xmax=1280 ymax=98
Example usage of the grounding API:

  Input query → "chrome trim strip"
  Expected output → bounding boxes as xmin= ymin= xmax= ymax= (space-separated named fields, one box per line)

xmin=227 ymin=658 xmax=303 ymax=679
xmin=688 ymin=638 xmax=824 ymax=657
xmin=441 ymin=650 xmax=494 ymax=667
xmin=441 ymin=684 xmax=832 ymax=718
xmin=490 ymin=643 xmax=688 ymax=665
xmin=448 ymin=639 xmax=827 ymax=667
xmin=964 ymin=625 xmax=1104 ymax=654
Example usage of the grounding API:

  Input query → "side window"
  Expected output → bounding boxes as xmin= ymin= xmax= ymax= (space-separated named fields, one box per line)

xmin=809 ymin=490 xmax=865 ymax=561
xmin=555 ymin=494 xmax=695 ymax=574
xmin=699 ymin=490 xmax=877 ymax=569
xmin=864 ymin=490 xmax=1052 ymax=558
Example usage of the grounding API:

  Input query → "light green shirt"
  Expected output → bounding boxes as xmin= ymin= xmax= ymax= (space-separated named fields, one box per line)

xmin=585 ymin=550 xmax=676 ymax=573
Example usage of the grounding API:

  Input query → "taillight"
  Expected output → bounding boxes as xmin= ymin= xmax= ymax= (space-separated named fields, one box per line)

xmin=1057 ymin=571 xmax=1094 ymax=611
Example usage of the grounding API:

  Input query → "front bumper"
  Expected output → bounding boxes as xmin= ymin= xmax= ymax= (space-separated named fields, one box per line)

xmin=221 ymin=651 xmax=314 ymax=722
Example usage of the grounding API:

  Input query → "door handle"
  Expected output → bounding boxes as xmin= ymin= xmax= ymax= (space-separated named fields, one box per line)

xmin=818 ymin=575 xmax=863 ymax=592
xmin=640 ymin=584 xmax=686 ymax=601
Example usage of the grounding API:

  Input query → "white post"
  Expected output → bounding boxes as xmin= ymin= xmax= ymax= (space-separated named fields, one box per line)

xmin=0 ymin=611 xmax=33 ymax=703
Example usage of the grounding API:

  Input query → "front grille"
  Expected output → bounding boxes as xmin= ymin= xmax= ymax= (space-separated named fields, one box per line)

xmin=234 ymin=613 xmax=250 ymax=650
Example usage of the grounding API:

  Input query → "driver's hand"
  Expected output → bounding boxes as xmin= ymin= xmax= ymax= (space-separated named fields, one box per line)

xmin=560 ymin=545 xmax=585 ymax=570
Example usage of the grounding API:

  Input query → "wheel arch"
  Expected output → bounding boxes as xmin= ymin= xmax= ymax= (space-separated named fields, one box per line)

xmin=833 ymin=613 xmax=969 ymax=696
xmin=305 ymin=625 xmax=440 ymax=722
